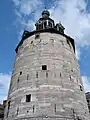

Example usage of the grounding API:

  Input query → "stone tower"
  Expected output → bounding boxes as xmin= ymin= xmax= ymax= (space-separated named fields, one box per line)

xmin=4 ymin=10 xmax=90 ymax=120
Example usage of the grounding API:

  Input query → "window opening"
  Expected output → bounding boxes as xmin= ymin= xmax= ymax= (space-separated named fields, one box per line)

xmin=20 ymin=71 xmax=22 ymax=75
xmin=42 ymin=65 xmax=47 ymax=70
xmin=67 ymin=39 xmax=71 ymax=49
xmin=31 ymin=41 xmax=33 ymax=44
xmin=27 ymin=74 xmax=29 ymax=80
xmin=7 ymin=101 xmax=11 ymax=117
xmin=26 ymin=94 xmax=31 ymax=102
xmin=46 ymin=72 xmax=48 ymax=77
xmin=33 ymin=105 xmax=35 ymax=113
xmin=48 ymin=22 xmax=52 ymax=27
xmin=80 ymin=85 xmax=83 ymax=91
xmin=55 ymin=104 xmax=56 ymax=113
xmin=60 ymin=73 xmax=61 ymax=77
xmin=36 ymin=72 xmax=38 ymax=78
xmin=8 ymin=101 xmax=11 ymax=110
xmin=17 ymin=108 xmax=19 ymax=115
xmin=87 ymin=100 xmax=89 ymax=104
xmin=69 ymin=75 xmax=73 ymax=81
xmin=54 ymin=73 xmax=56 ymax=77
xmin=44 ymin=21 xmax=47 ymax=29
xmin=17 ymin=77 xmax=19 ymax=83
xmin=35 ymin=34 xmax=40 ymax=39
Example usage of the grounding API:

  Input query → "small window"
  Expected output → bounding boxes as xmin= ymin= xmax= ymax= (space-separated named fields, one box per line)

xmin=36 ymin=72 xmax=38 ymax=78
xmin=46 ymin=72 xmax=48 ymax=77
xmin=67 ymin=39 xmax=71 ymax=49
xmin=33 ymin=105 xmax=35 ymax=113
xmin=80 ymin=85 xmax=83 ymax=91
xmin=60 ymin=73 xmax=61 ymax=77
xmin=55 ymin=104 xmax=56 ymax=113
xmin=69 ymin=75 xmax=73 ymax=81
xmin=35 ymin=34 xmax=40 ymax=39
xmin=87 ymin=100 xmax=89 ymax=104
xmin=31 ymin=41 xmax=33 ymax=44
xmin=17 ymin=108 xmax=19 ymax=115
xmin=8 ymin=101 xmax=11 ymax=110
xmin=17 ymin=77 xmax=19 ymax=82
xmin=42 ymin=65 xmax=47 ymax=70
xmin=70 ymin=75 xmax=71 ymax=80
xmin=27 ymin=74 xmax=29 ymax=80
xmin=20 ymin=71 xmax=22 ymax=75
xmin=26 ymin=94 xmax=31 ymax=102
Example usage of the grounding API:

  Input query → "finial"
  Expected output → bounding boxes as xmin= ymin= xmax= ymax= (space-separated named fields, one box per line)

xmin=45 ymin=6 xmax=47 ymax=10
xmin=42 ymin=8 xmax=50 ymax=18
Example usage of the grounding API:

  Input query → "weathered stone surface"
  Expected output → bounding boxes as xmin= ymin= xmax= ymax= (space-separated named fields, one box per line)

xmin=4 ymin=32 xmax=90 ymax=120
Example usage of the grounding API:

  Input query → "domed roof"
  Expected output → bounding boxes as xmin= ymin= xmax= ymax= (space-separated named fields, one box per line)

xmin=42 ymin=9 xmax=50 ymax=18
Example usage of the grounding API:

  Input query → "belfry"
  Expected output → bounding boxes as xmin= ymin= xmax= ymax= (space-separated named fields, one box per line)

xmin=4 ymin=10 xmax=90 ymax=120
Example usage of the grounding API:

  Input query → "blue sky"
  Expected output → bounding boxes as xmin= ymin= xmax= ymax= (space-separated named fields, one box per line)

xmin=0 ymin=0 xmax=90 ymax=103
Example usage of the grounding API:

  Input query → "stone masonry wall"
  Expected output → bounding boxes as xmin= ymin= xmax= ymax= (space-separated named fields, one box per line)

xmin=4 ymin=32 xmax=90 ymax=120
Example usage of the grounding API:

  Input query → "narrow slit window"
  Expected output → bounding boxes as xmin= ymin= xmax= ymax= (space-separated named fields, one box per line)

xmin=27 ymin=74 xmax=29 ymax=80
xmin=35 ymin=34 xmax=40 ymax=39
xmin=17 ymin=78 xmax=19 ymax=89
xmin=80 ymin=85 xmax=83 ymax=91
xmin=31 ymin=41 xmax=33 ymax=44
xmin=18 ymin=77 xmax=19 ymax=83
xmin=17 ymin=108 xmax=19 ymax=115
xmin=55 ymin=104 xmax=56 ymax=113
xmin=46 ymin=72 xmax=48 ymax=77
xmin=67 ymin=39 xmax=71 ymax=49
xmin=60 ymin=73 xmax=61 ymax=77
xmin=36 ymin=72 xmax=38 ymax=78
xmin=33 ymin=105 xmax=35 ymax=113
xmin=26 ymin=94 xmax=31 ymax=102
xmin=42 ymin=65 xmax=47 ymax=70
xmin=87 ymin=100 xmax=89 ymax=104
xmin=69 ymin=75 xmax=73 ymax=81
xmin=70 ymin=75 xmax=71 ymax=80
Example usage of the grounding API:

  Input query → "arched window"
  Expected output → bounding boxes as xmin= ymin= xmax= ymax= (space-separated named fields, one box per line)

xmin=48 ymin=21 xmax=52 ymax=28
xmin=44 ymin=21 xmax=47 ymax=29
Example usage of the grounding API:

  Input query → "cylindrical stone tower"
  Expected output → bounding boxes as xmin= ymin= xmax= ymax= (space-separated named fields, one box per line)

xmin=4 ymin=10 xmax=90 ymax=120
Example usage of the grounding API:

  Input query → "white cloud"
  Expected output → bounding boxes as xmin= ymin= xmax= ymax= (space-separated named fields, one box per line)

xmin=49 ymin=0 xmax=90 ymax=61
xmin=82 ymin=76 xmax=90 ymax=92
xmin=0 ymin=73 xmax=11 ymax=103
xmin=12 ymin=0 xmax=43 ymax=15
xmin=12 ymin=0 xmax=44 ymax=39
xmin=50 ymin=0 xmax=90 ymax=47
